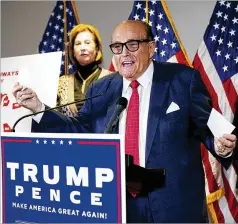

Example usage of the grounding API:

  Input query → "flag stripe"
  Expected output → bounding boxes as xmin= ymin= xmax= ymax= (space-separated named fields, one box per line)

xmin=167 ymin=55 xmax=178 ymax=63
xmin=221 ymin=170 xmax=238 ymax=222
xmin=231 ymin=74 xmax=238 ymax=94
xmin=223 ymin=78 xmax=237 ymax=113
xmin=193 ymin=53 xmax=221 ymax=112
xmin=223 ymin=165 xmax=238 ymax=201
xmin=206 ymin=147 xmax=236 ymax=223
xmin=197 ymin=40 xmax=234 ymax=121
xmin=109 ymin=62 xmax=115 ymax=72
xmin=201 ymin=145 xmax=219 ymax=196
xmin=201 ymin=145 xmax=225 ymax=222
xmin=218 ymin=195 xmax=235 ymax=223
xmin=175 ymin=51 xmax=190 ymax=66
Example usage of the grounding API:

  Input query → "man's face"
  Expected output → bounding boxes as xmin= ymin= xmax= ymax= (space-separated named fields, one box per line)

xmin=111 ymin=22 xmax=155 ymax=81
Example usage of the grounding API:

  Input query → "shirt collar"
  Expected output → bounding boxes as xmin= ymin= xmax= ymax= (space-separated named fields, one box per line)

xmin=123 ymin=61 xmax=154 ymax=93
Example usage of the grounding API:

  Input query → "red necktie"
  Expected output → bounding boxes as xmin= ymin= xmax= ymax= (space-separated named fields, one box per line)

xmin=125 ymin=80 xmax=140 ymax=165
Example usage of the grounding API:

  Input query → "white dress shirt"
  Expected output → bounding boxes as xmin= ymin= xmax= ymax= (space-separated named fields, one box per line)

xmin=119 ymin=62 xmax=154 ymax=167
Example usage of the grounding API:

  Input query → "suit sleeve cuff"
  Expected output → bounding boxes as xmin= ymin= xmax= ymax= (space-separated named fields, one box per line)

xmin=32 ymin=104 xmax=45 ymax=123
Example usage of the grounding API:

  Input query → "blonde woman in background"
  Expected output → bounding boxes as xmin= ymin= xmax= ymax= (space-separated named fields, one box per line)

xmin=57 ymin=24 xmax=111 ymax=116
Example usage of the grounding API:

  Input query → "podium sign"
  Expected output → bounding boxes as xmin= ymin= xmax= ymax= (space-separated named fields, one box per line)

xmin=0 ymin=133 xmax=126 ymax=223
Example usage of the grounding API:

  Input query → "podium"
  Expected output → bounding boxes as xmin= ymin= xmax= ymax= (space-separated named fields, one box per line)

xmin=1 ymin=132 xmax=166 ymax=223
xmin=1 ymin=133 xmax=126 ymax=223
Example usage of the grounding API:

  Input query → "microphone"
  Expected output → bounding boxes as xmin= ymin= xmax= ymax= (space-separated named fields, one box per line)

xmin=12 ymin=92 xmax=104 ymax=132
xmin=104 ymin=97 xmax=128 ymax=134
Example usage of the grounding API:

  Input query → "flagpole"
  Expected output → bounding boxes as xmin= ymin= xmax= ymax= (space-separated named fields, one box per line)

xmin=145 ymin=0 xmax=149 ymax=23
xmin=63 ymin=0 xmax=69 ymax=75
xmin=71 ymin=0 xmax=80 ymax=24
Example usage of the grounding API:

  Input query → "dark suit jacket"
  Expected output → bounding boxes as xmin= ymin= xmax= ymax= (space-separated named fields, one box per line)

xmin=32 ymin=61 xmax=231 ymax=222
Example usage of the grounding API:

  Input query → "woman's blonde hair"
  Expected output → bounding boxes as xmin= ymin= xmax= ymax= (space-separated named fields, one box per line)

xmin=69 ymin=24 xmax=103 ymax=67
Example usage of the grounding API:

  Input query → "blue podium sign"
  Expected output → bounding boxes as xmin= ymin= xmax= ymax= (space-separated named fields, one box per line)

xmin=1 ymin=133 xmax=126 ymax=223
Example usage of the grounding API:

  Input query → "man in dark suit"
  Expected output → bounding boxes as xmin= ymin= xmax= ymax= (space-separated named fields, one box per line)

xmin=13 ymin=20 xmax=236 ymax=222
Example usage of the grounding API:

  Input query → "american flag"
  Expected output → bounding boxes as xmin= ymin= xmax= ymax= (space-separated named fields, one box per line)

xmin=193 ymin=1 xmax=238 ymax=222
xmin=39 ymin=0 xmax=79 ymax=76
xmin=109 ymin=0 xmax=191 ymax=71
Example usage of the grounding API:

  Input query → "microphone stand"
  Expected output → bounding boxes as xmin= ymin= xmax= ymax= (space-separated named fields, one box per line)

xmin=12 ymin=93 xmax=103 ymax=132
xmin=104 ymin=97 xmax=128 ymax=134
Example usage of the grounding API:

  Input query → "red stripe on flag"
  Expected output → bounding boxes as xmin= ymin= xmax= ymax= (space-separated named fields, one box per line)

xmin=222 ymin=79 xmax=237 ymax=113
xmin=201 ymin=144 xmax=225 ymax=222
xmin=175 ymin=51 xmax=190 ymax=66
xmin=193 ymin=54 xmax=221 ymax=112
xmin=221 ymin=170 xmax=238 ymax=221
xmin=201 ymin=145 xmax=219 ymax=193
xmin=109 ymin=61 xmax=116 ymax=72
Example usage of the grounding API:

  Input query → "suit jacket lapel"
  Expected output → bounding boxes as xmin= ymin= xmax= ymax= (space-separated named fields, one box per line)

xmin=105 ymin=73 xmax=123 ymax=133
xmin=145 ymin=62 xmax=172 ymax=163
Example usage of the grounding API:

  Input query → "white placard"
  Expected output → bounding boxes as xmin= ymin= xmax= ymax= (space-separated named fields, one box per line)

xmin=207 ymin=108 xmax=235 ymax=137
xmin=0 ymin=52 xmax=62 ymax=132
